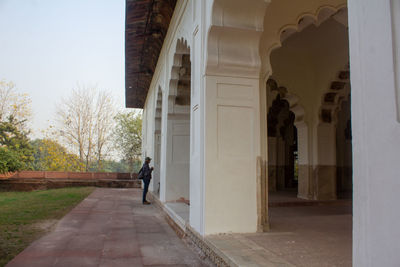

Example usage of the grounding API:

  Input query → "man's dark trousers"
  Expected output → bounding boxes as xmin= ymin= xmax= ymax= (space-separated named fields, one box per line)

xmin=142 ymin=178 xmax=150 ymax=203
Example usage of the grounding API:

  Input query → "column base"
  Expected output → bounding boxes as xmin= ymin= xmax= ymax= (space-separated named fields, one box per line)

xmin=313 ymin=165 xmax=337 ymax=200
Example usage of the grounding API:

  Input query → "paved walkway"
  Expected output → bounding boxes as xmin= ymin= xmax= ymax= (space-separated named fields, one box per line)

xmin=208 ymin=203 xmax=352 ymax=267
xmin=7 ymin=188 xmax=208 ymax=267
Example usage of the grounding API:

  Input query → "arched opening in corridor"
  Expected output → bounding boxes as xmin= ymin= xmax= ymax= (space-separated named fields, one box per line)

xmin=259 ymin=6 xmax=352 ymax=264
xmin=162 ymin=38 xmax=191 ymax=220
xmin=266 ymin=6 xmax=352 ymax=203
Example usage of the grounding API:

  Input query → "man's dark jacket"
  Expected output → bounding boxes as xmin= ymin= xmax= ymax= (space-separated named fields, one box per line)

xmin=141 ymin=162 xmax=152 ymax=181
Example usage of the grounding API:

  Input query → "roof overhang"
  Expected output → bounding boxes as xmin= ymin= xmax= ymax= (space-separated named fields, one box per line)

xmin=125 ymin=0 xmax=177 ymax=108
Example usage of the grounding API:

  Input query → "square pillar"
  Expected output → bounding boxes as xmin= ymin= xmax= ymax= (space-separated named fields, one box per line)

xmin=295 ymin=121 xmax=312 ymax=199
xmin=267 ymin=137 xmax=277 ymax=192
xmin=203 ymin=75 xmax=261 ymax=235
xmin=349 ymin=0 xmax=400 ymax=265
xmin=314 ymin=122 xmax=337 ymax=200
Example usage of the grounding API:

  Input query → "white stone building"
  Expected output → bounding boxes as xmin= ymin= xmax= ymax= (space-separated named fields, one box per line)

xmin=125 ymin=0 xmax=400 ymax=266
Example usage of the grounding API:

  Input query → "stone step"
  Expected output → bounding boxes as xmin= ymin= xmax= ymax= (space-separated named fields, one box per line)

xmin=268 ymin=199 xmax=352 ymax=207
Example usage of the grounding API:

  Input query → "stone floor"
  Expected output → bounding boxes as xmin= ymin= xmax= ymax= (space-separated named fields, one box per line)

xmin=149 ymin=191 xmax=352 ymax=267
xmin=6 ymin=188 xmax=208 ymax=267
xmin=207 ymin=198 xmax=352 ymax=267
xmin=268 ymin=191 xmax=352 ymax=206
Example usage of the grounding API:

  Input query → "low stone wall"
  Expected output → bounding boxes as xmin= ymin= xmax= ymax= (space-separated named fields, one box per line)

xmin=0 ymin=171 xmax=137 ymax=180
xmin=0 ymin=171 xmax=141 ymax=191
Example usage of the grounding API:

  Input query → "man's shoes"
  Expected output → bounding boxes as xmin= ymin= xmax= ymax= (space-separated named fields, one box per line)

xmin=143 ymin=201 xmax=151 ymax=205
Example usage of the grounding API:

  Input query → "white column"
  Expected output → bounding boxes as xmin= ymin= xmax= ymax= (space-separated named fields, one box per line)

xmin=314 ymin=122 xmax=337 ymax=200
xmin=202 ymin=0 xmax=269 ymax=234
xmin=295 ymin=121 xmax=312 ymax=199
xmin=159 ymin=91 xmax=168 ymax=202
xmin=150 ymin=132 xmax=161 ymax=194
xmin=267 ymin=137 xmax=277 ymax=192
xmin=189 ymin=5 xmax=205 ymax=233
xmin=349 ymin=0 xmax=400 ymax=266
xmin=276 ymin=137 xmax=286 ymax=190
xmin=203 ymin=75 xmax=261 ymax=234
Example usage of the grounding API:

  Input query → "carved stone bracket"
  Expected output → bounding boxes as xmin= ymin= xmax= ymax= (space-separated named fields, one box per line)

xmin=206 ymin=0 xmax=270 ymax=78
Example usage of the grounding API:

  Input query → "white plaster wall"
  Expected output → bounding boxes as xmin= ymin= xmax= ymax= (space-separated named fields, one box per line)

xmin=138 ymin=0 xmax=400 ymax=261
xmin=165 ymin=118 xmax=190 ymax=201
xmin=142 ymin=0 xmax=266 ymax=235
xmin=139 ymin=0 xmax=205 ymax=234
xmin=141 ymin=0 xmax=355 ymax=237
xmin=349 ymin=0 xmax=400 ymax=266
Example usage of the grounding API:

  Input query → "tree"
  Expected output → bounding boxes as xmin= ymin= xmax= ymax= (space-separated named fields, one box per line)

xmin=0 ymin=118 xmax=34 ymax=173
xmin=93 ymin=91 xmax=115 ymax=170
xmin=0 ymin=80 xmax=33 ymax=173
xmin=0 ymin=80 xmax=32 ymax=131
xmin=30 ymin=139 xmax=83 ymax=171
xmin=88 ymin=159 xmax=131 ymax=173
xmin=113 ymin=111 xmax=142 ymax=172
xmin=56 ymin=86 xmax=116 ymax=171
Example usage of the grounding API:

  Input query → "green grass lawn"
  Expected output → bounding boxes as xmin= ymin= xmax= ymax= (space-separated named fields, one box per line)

xmin=0 ymin=187 xmax=95 ymax=266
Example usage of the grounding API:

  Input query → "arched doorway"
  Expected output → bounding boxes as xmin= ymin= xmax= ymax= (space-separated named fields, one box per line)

xmin=267 ymin=6 xmax=350 ymax=202
xmin=162 ymin=38 xmax=191 ymax=211
xmin=255 ymin=6 xmax=353 ymax=264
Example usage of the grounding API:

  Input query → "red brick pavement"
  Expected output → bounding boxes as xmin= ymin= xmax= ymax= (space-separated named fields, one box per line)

xmin=6 ymin=188 xmax=207 ymax=267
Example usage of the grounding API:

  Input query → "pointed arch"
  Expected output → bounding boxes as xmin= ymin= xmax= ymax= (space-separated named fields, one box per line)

xmin=162 ymin=37 xmax=192 ymax=205
xmin=261 ymin=3 xmax=348 ymax=75
xmin=167 ymin=38 xmax=191 ymax=115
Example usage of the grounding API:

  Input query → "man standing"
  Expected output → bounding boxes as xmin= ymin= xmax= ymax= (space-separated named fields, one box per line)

xmin=140 ymin=157 xmax=153 ymax=205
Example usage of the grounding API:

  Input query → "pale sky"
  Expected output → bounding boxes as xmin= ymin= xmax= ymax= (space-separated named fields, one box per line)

xmin=0 ymin=0 xmax=127 ymax=138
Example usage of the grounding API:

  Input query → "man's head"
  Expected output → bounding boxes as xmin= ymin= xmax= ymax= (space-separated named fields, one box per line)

xmin=145 ymin=156 xmax=152 ymax=163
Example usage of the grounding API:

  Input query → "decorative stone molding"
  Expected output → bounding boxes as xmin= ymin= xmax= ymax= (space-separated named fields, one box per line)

xmin=168 ymin=38 xmax=191 ymax=115
xmin=206 ymin=0 xmax=270 ymax=77
xmin=261 ymin=3 xmax=347 ymax=75
xmin=277 ymin=6 xmax=347 ymax=45
xmin=155 ymin=86 xmax=163 ymax=130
